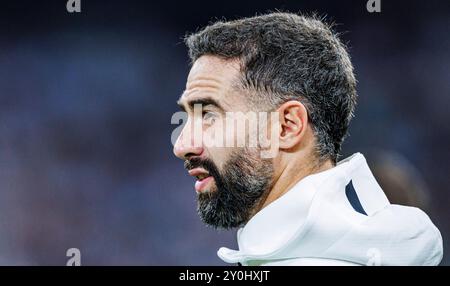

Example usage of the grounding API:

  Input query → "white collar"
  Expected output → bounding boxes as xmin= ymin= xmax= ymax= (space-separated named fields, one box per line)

xmin=217 ymin=153 xmax=443 ymax=265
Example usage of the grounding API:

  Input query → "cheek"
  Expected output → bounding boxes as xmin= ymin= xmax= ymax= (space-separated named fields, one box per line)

xmin=205 ymin=146 xmax=234 ymax=170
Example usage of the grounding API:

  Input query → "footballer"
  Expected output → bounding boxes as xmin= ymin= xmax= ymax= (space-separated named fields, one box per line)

xmin=173 ymin=12 xmax=443 ymax=266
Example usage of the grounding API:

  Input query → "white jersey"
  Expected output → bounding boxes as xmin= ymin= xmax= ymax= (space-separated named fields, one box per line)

xmin=218 ymin=153 xmax=443 ymax=266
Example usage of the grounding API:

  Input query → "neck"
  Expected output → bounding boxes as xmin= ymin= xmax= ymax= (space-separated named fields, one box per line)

xmin=252 ymin=154 xmax=334 ymax=216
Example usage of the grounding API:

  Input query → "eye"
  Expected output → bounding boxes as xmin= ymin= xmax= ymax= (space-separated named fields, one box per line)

xmin=202 ymin=111 xmax=216 ymax=124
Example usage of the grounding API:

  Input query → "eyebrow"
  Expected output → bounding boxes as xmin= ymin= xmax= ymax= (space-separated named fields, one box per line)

xmin=177 ymin=97 xmax=224 ymax=112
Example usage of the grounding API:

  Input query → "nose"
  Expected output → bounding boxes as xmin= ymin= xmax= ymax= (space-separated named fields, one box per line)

xmin=173 ymin=125 xmax=204 ymax=160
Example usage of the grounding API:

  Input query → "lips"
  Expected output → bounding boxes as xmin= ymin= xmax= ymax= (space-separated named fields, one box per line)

xmin=194 ymin=176 xmax=214 ymax=193
xmin=188 ymin=168 xmax=215 ymax=193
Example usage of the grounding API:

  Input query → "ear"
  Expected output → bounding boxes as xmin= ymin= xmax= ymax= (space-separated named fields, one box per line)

xmin=277 ymin=100 xmax=309 ymax=149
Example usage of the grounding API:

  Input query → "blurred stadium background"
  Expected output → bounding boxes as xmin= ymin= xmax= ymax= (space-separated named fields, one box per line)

xmin=0 ymin=0 xmax=448 ymax=265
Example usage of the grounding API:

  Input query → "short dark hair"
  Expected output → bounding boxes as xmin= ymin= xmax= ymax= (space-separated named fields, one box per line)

xmin=184 ymin=12 xmax=357 ymax=163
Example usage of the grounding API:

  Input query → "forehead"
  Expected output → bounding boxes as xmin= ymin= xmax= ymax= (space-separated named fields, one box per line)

xmin=187 ymin=55 xmax=239 ymax=84
xmin=180 ymin=55 xmax=242 ymax=107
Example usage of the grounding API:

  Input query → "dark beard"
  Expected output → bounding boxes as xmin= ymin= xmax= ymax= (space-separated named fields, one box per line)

xmin=184 ymin=149 xmax=273 ymax=229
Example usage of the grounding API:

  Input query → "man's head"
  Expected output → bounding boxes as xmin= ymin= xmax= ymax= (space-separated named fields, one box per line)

xmin=174 ymin=12 xmax=357 ymax=229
